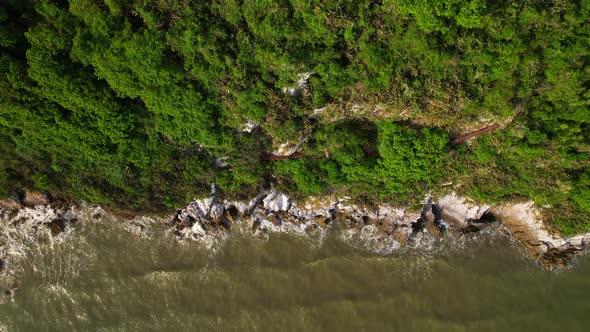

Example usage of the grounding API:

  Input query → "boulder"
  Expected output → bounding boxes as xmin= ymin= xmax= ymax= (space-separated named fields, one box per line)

xmin=0 ymin=198 xmax=21 ymax=211
xmin=47 ymin=218 xmax=67 ymax=236
xmin=22 ymin=190 xmax=49 ymax=207
xmin=263 ymin=191 xmax=291 ymax=212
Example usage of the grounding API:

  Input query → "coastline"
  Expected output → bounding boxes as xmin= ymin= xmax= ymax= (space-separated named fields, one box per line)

xmin=2 ymin=189 xmax=589 ymax=275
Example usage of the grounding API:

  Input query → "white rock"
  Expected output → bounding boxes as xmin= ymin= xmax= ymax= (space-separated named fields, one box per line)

xmin=263 ymin=191 xmax=291 ymax=212
xmin=191 ymin=223 xmax=207 ymax=237
xmin=281 ymin=71 xmax=313 ymax=96
xmin=242 ymin=120 xmax=258 ymax=133
xmin=437 ymin=193 xmax=490 ymax=227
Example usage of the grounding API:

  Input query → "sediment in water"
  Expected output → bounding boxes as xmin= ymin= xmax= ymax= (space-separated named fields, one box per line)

xmin=1 ymin=189 xmax=589 ymax=300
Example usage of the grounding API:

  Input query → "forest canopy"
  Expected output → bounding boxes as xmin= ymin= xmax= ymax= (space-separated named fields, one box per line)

xmin=0 ymin=0 xmax=588 ymax=234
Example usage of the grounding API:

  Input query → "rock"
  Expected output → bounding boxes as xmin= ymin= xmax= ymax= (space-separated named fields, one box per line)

xmin=242 ymin=120 xmax=258 ymax=133
xmin=226 ymin=205 xmax=239 ymax=220
xmin=433 ymin=217 xmax=448 ymax=238
xmin=214 ymin=157 xmax=229 ymax=169
xmin=438 ymin=193 xmax=490 ymax=228
xmin=191 ymin=222 xmax=207 ymax=237
xmin=281 ymin=71 xmax=313 ymax=96
xmin=22 ymin=190 xmax=49 ymax=207
xmin=472 ymin=207 xmax=500 ymax=225
xmin=461 ymin=224 xmax=481 ymax=234
xmin=314 ymin=215 xmax=329 ymax=227
xmin=540 ymin=247 xmax=580 ymax=269
xmin=266 ymin=214 xmax=282 ymax=226
xmin=370 ymin=218 xmax=394 ymax=236
xmin=0 ymin=258 xmax=4 ymax=273
xmin=499 ymin=202 xmax=558 ymax=255
xmin=263 ymin=191 xmax=291 ymax=212
xmin=47 ymin=218 xmax=67 ymax=236
xmin=251 ymin=219 xmax=261 ymax=234
xmin=0 ymin=198 xmax=21 ymax=211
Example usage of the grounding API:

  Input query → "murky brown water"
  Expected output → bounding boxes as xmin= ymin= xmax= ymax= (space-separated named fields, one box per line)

xmin=1 ymin=217 xmax=589 ymax=331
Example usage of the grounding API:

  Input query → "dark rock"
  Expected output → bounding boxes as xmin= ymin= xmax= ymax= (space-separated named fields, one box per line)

xmin=226 ymin=205 xmax=239 ymax=219
xmin=461 ymin=224 xmax=480 ymax=234
xmin=47 ymin=218 xmax=67 ymax=236
xmin=267 ymin=214 xmax=282 ymax=226
xmin=0 ymin=258 xmax=4 ymax=273
xmin=471 ymin=210 xmax=498 ymax=224
xmin=540 ymin=247 xmax=580 ymax=269
xmin=328 ymin=207 xmax=337 ymax=216
xmin=12 ymin=217 xmax=28 ymax=227
xmin=410 ymin=216 xmax=428 ymax=241
xmin=251 ymin=219 xmax=261 ymax=234
xmin=434 ymin=217 xmax=448 ymax=237
xmin=362 ymin=215 xmax=370 ymax=224
xmin=432 ymin=205 xmax=448 ymax=237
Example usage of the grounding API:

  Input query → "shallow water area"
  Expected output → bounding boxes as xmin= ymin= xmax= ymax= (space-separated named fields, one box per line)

xmin=1 ymin=214 xmax=590 ymax=331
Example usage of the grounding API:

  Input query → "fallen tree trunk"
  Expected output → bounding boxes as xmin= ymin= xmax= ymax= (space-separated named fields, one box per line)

xmin=450 ymin=103 xmax=525 ymax=146
xmin=450 ymin=123 xmax=500 ymax=145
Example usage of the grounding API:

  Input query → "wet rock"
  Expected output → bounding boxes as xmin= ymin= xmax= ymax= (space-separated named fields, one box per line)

xmin=432 ymin=204 xmax=448 ymax=237
xmin=540 ymin=247 xmax=580 ymax=269
xmin=433 ymin=218 xmax=448 ymax=238
xmin=364 ymin=217 xmax=393 ymax=236
xmin=251 ymin=219 xmax=261 ymax=234
xmin=362 ymin=215 xmax=370 ymax=224
xmin=226 ymin=205 xmax=239 ymax=220
xmin=461 ymin=224 xmax=481 ymax=235
xmin=314 ymin=215 xmax=329 ymax=227
xmin=410 ymin=216 xmax=427 ymax=241
xmin=22 ymin=190 xmax=49 ymax=207
xmin=267 ymin=214 xmax=282 ymax=226
xmin=191 ymin=222 xmax=207 ymax=238
xmin=219 ymin=212 xmax=233 ymax=230
xmin=128 ymin=221 xmax=148 ymax=240
xmin=47 ymin=218 xmax=67 ymax=236
xmin=410 ymin=196 xmax=434 ymax=242
xmin=305 ymin=223 xmax=319 ymax=234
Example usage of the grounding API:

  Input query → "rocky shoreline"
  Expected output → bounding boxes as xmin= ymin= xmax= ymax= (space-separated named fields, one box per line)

xmin=1 ymin=188 xmax=589 ymax=298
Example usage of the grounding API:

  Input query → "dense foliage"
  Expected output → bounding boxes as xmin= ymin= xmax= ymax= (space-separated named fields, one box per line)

xmin=0 ymin=0 xmax=588 ymax=233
